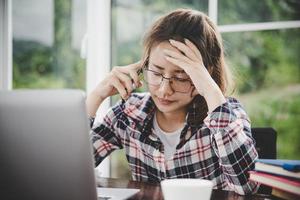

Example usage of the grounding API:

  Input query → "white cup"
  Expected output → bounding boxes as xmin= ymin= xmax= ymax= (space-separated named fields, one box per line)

xmin=161 ymin=178 xmax=213 ymax=200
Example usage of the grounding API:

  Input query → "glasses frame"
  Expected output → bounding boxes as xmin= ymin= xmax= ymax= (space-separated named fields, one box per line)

xmin=142 ymin=66 xmax=193 ymax=93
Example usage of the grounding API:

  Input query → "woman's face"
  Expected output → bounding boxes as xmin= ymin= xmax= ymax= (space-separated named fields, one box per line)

xmin=146 ymin=41 xmax=195 ymax=115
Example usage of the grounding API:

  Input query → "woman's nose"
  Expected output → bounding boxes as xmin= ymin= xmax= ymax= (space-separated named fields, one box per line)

xmin=157 ymin=78 xmax=174 ymax=96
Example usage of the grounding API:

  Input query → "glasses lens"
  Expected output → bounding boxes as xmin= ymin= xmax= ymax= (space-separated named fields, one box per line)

xmin=144 ymin=69 xmax=191 ymax=93
xmin=144 ymin=69 xmax=161 ymax=86
xmin=171 ymin=77 xmax=192 ymax=93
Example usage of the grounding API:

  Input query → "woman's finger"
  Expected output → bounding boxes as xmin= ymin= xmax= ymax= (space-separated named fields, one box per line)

xmin=164 ymin=55 xmax=190 ymax=72
xmin=128 ymin=60 xmax=142 ymax=69
xmin=184 ymin=38 xmax=203 ymax=61
xmin=116 ymin=66 xmax=141 ymax=89
xmin=163 ymin=49 xmax=192 ymax=64
xmin=169 ymin=39 xmax=198 ymax=61
xmin=128 ymin=70 xmax=140 ymax=87
xmin=112 ymin=68 xmax=134 ymax=94
xmin=110 ymin=76 xmax=128 ymax=99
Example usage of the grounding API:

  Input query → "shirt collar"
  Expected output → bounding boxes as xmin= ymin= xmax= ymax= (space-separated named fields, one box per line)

xmin=122 ymin=93 xmax=204 ymax=146
xmin=122 ymin=92 xmax=156 ymax=123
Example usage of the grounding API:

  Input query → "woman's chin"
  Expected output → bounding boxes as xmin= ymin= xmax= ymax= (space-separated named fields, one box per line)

xmin=155 ymin=102 xmax=177 ymax=113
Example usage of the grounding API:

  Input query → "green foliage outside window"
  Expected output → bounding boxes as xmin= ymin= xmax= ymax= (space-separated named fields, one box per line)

xmin=13 ymin=0 xmax=86 ymax=90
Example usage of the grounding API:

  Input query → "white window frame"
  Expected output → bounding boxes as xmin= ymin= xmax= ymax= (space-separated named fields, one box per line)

xmin=208 ymin=0 xmax=218 ymax=24
xmin=86 ymin=0 xmax=111 ymax=177
xmin=219 ymin=20 xmax=300 ymax=32
xmin=0 ymin=0 xmax=12 ymax=90
xmin=208 ymin=0 xmax=300 ymax=32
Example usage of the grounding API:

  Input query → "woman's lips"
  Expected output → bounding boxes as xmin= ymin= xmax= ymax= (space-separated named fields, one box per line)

xmin=157 ymin=97 xmax=175 ymax=105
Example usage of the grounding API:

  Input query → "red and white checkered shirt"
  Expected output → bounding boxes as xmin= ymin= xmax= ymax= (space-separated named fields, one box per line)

xmin=90 ymin=93 xmax=259 ymax=195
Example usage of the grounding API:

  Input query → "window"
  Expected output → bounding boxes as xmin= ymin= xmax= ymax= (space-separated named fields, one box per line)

xmin=218 ymin=0 xmax=300 ymax=24
xmin=2 ymin=0 xmax=299 ymax=179
xmin=2 ymin=0 xmax=111 ymax=178
xmin=222 ymin=29 xmax=300 ymax=160
xmin=12 ymin=0 xmax=86 ymax=89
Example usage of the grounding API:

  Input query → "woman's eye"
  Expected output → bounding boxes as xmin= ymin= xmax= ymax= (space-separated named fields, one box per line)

xmin=175 ymin=73 xmax=189 ymax=79
xmin=153 ymin=72 xmax=161 ymax=76
xmin=174 ymin=77 xmax=189 ymax=82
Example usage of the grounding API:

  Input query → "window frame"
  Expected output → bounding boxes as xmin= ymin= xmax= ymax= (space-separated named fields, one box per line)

xmin=86 ymin=0 xmax=111 ymax=178
xmin=0 ymin=0 xmax=12 ymax=90
xmin=209 ymin=0 xmax=300 ymax=32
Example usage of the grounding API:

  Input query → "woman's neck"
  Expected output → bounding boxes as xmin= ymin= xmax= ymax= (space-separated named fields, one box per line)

xmin=155 ymin=109 xmax=186 ymax=133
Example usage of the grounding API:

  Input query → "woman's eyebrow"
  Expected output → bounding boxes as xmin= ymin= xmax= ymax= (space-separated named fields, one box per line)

xmin=152 ymin=63 xmax=185 ymax=73
xmin=152 ymin=64 xmax=164 ymax=70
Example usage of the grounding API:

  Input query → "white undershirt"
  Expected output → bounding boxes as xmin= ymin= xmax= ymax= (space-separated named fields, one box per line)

xmin=153 ymin=113 xmax=183 ymax=160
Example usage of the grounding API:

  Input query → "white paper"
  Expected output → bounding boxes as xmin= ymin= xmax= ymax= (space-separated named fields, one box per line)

xmin=97 ymin=187 xmax=140 ymax=200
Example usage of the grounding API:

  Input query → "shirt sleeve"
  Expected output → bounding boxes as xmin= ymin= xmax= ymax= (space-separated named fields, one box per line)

xmin=90 ymin=101 xmax=125 ymax=167
xmin=203 ymin=98 xmax=260 ymax=195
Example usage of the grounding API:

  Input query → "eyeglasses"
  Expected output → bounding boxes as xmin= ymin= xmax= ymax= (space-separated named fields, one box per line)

xmin=143 ymin=67 xmax=193 ymax=93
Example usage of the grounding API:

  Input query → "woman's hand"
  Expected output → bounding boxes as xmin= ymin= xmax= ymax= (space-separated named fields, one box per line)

xmin=86 ymin=61 xmax=142 ymax=117
xmin=163 ymin=39 xmax=226 ymax=111
xmin=94 ymin=61 xmax=143 ymax=100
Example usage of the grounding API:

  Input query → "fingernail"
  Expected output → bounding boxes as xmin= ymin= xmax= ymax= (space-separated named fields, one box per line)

xmin=169 ymin=39 xmax=174 ymax=43
xmin=132 ymin=83 xmax=137 ymax=90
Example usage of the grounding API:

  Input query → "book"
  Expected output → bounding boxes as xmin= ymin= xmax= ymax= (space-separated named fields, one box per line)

xmin=256 ymin=159 xmax=300 ymax=172
xmin=249 ymin=171 xmax=300 ymax=195
xmin=272 ymin=188 xmax=300 ymax=200
xmin=255 ymin=159 xmax=300 ymax=179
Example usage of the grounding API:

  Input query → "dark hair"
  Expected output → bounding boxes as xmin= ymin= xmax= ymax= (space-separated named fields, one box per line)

xmin=142 ymin=9 xmax=233 ymax=125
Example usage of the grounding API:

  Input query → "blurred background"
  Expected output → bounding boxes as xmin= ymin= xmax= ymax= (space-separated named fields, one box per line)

xmin=10 ymin=0 xmax=300 ymax=179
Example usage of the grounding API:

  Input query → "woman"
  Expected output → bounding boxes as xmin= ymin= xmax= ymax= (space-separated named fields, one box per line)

xmin=86 ymin=9 xmax=259 ymax=195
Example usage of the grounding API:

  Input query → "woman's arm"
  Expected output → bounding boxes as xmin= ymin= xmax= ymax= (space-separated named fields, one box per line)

xmin=90 ymin=101 xmax=124 ymax=166
xmin=204 ymin=99 xmax=259 ymax=195
xmin=86 ymin=90 xmax=105 ymax=118
xmin=86 ymin=62 xmax=143 ymax=166
xmin=163 ymin=39 xmax=227 ymax=111
xmin=163 ymin=39 xmax=259 ymax=194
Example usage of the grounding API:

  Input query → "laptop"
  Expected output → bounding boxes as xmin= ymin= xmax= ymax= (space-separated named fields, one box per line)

xmin=0 ymin=89 xmax=140 ymax=200
xmin=0 ymin=90 xmax=97 ymax=200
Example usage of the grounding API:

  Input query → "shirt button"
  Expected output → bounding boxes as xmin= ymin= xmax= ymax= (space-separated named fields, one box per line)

xmin=211 ymin=120 xmax=217 ymax=126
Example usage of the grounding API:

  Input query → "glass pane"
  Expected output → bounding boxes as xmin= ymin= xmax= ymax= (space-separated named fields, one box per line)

xmin=111 ymin=0 xmax=208 ymax=179
xmin=218 ymin=0 xmax=300 ymax=25
xmin=222 ymin=29 xmax=300 ymax=160
xmin=12 ymin=0 xmax=86 ymax=89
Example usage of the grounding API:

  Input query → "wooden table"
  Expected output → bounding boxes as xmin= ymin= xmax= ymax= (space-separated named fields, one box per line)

xmin=96 ymin=177 xmax=275 ymax=200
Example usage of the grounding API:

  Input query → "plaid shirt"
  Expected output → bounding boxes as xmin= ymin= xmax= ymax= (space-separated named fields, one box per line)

xmin=90 ymin=92 xmax=259 ymax=195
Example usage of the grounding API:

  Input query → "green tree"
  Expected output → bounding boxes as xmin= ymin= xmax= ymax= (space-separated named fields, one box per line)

xmin=13 ymin=0 xmax=85 ymax=89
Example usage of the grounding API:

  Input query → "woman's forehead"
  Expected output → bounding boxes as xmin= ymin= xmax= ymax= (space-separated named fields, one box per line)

xmin=151 ymin=41 xmax=180 ymax=54
xmin=149 ymin=42 xmax=183 ymax=72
